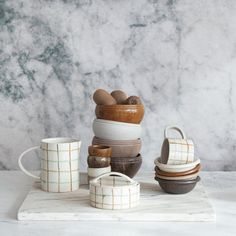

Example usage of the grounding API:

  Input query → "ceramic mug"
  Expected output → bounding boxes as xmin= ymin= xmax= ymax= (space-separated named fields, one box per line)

xmin=18 ymin=137 xmax=81 ymax=192
xmin=161 ymin=126 xmax=194 ymax=165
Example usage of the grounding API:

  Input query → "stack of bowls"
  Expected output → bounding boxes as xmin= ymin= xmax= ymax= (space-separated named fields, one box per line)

xmin=154 ymin=126 xmax=201 ymax=194
xmin=91 ymin=89 xmax=145 ymax=178
xmin=87 ymin=145 xmax=111 ymax=181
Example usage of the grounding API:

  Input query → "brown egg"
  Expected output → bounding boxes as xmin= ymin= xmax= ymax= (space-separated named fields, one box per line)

xmin=111 ymin=90 xmax=128 ymax=104
xmin=93 ymin=89 xmax=117 ymax=105
xmin=124 ymin=96 xmax=142 ymax=105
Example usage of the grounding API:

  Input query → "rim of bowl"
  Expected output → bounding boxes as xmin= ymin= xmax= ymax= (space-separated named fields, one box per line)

xmin=155 ymin=170 xmax=200 ymax=181
xmin=155 ymin=176 xmax=201 ymax=184
xmin=96 ymin=104 xmax=144 ymax=108
xmin=111 ymin=154 xmax=142 ymax=162
xmin=89 ymin=145 xmax=111 ymax=150
xmin=94 ymin=119 xmax=141 ymax=127
xmin=93 ymin=137 xmax=142 ymax=144
xmin=154 ymin=157 xmax=200 ymax=169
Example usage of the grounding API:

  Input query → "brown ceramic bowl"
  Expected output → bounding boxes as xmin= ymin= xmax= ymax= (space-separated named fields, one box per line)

xmin=155 ymin=170 xmax=200 ymax=181
xmin=155 ymin=176 xmax=201 ymax=194
xmin=110 ymin=154 xmax=142 ymax=178
xmin=155 ymin=164 xmax=201 ymax=177
xmin=88 ymin=145 xmax=112 ymax=157
xmin=87 ymin=156 xmax=111 ymax=168
xmin=92 ymin=137 xmax=141 ymax=158
xmin=95 ymin=105 xmax=145 ymax=124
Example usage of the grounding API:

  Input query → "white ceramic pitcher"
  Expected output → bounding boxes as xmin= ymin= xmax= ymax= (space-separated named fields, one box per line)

xmin=18 ymin=137 xmax=81 ymax=192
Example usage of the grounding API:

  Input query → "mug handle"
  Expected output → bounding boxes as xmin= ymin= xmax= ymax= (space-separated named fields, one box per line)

xmin=164 ymin=126 xmax=186 ymax=139
xmin=18 ymin=146 xmax=41 ymax=179
xmin=90 ymin=171 xmax=135 ymax=184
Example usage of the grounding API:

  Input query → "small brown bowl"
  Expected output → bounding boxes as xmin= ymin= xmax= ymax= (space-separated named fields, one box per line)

xmin=92 ymin=137 xmax=141 ymax=158
xmin=87 ymin=156 xmax=111 ymax=168
xmin=88 ymin=145 xmax=112 ymax=157
xmin=110 ymin=154 xmax=142 ymax=178
xmin=155 ymin=164 xmax=201 ymax=177
xmin=155 ymin=176 xmax=201 ymax=194
xmin=95 ymin=104 xmax=145 ymax=124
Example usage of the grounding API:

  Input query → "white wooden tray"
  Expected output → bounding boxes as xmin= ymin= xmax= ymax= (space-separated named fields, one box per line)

xmin=17 ymin=173 xmax=215 ymax=221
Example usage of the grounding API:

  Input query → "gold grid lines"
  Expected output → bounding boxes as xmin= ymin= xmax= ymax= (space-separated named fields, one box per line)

xmin=41 ymin=179 xmax=79 ymax=184
xmin=41 ymin=168 xmax=79 ymax=173
xmin=57 ymin=144 xmax=60 ymax=192
xmin=69 ymin=143 xmax=72 ymax=191
xmin=112 ymin=189 xmax=114 ymax=210
xmin=41 ymin=158 xmax=79 ymax=162
xmin=169 ymin=141 xmax=193 ymax=146
xmin=102 ymin=188 xmax=104 ymax=209
xmin=95 ymin=186 xmax=97 ymax=208
xmin=121 ymin=188 xmax=123 ymax=208
xmin=41 ymin=148 xmax=80 ymax=152
xmin=90 ymin=200 xmax=139 ymax=207
xmin=129 ymin=188 xmax=131 ymax=208
xmin=90 ymin=191 xmax=140 ymax=197
xmin=46 ymin=143 xmax=49 ymax=192
xmin=186 ymin=139 xmax=189 ymax=163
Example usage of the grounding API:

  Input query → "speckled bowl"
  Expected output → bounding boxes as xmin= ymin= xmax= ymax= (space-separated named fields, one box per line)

xmin=155 ymin=176 xmax=201 ymax=194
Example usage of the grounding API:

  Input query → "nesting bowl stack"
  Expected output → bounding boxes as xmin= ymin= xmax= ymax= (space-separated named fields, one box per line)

xmin=154 ymin=126 xmax=201 ymax=194
xmin=91 ymin=89 xmax=145 ymax=178
xmin=87 ymin=145 xmax=112 ymax=181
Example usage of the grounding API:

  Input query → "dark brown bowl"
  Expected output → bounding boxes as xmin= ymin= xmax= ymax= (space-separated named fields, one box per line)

xmin=110 ymin=154 xmax=142 ymax=178
xmin=95 ymin=105 xmax=145 ymax=124
xmin=87 ymin=156 xmax=111 ymax=168
xmin=155 ymin=176 xmax=201 ymax=194
xmin=88 ymin=145 xmax=112 ymax=157
xmin=92 ymin=137 xmax=141 ymax=158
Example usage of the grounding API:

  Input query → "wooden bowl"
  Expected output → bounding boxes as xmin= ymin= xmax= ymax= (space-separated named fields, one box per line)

xmin=87 ymin=156 xmax=111 ymax=168
xmin=92 ymin=137 xmax=141 ymax=158
xmin=155 ymin=176 xmax=201 ymax=194
xmin=155 ymin=164 xmax=201 ymax=177
xmin=95 ymin=105 xmax=144 ymax=124
xmin=110 ymin=154 xmax=142 ymax=178
xmin=88 ymin=145 xmax=112 ymax=157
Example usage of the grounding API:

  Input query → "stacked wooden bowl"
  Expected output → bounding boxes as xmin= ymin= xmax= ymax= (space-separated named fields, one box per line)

xmin=91 ymin=89 xmax=145 ymax=178
xmin=154 ymin=126 xmax=201 ymax=194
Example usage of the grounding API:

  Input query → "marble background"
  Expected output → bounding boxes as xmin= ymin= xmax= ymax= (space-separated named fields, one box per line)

xmin=0 ymin=0 xmax=236 ymax=171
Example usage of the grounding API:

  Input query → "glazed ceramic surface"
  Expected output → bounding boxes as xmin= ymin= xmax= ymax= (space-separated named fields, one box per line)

xmin=155 ymin=157 xmax=200 ymax=173
xmin=155 ymin=176 xmax=201 ymax=194
xmin=92 ymin=119 xmax=142 ymax=140
xmin=88 ymin=145 xmax=112 ymax=157
xmin=92 ymin=137 xmax=141 ymax=158
xmin=18 ymin=138 xmax=81 ymax=192
xmin=110 ymin=154 xmax=142 ymax=178
xmin=161 ymin=126 xmax=194 ymax=165
xmin=87 ymin=166 xmax=111 ymax=178
xmin=155 ymin=164 xmax=201 ymax=177
xmin=89 ymin=172 xmax=140 ymax=210
xmin=155 ymin=171 xmax=199 ymax=180
xmin=87 ymin=156 xmax=111 ymax=168
xmin=95 ymin=104 xmax=144 ymax=124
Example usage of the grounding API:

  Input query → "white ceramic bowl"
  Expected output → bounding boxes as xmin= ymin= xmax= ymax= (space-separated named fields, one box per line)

xmin=92 ymin=119 xmax=142 ymax=140
xmin=154 ymin=157 xmax=201 ymax=173
xmin=87 ymin=166 xmax=111 ymax=178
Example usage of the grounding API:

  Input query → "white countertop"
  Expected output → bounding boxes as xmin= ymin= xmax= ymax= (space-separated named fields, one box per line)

xmin=0 ymin=171 xmax=236 ymax=236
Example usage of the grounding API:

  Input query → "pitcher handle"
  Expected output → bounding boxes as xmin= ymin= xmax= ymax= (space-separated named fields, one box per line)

xmin=18 ymin=146 xmax=40 ymax=179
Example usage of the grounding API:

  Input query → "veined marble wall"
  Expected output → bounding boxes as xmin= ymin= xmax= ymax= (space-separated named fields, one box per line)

xmin=0 ymin=0 xmax=236 ymax=171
